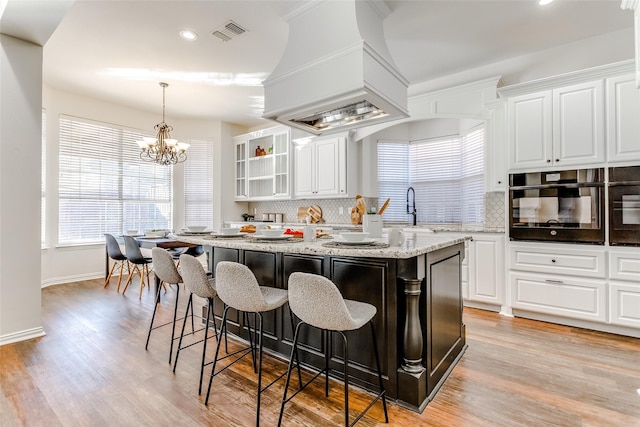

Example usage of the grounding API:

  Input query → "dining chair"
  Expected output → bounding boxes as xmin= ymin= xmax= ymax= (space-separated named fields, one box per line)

xmin=122 ymin=235 xmax=153 ymax=299
xmin=104 ymin=233 xmax=130 ymax=291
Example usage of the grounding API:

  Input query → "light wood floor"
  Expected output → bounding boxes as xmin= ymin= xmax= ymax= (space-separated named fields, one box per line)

xmin=1 ymin=278 xmax=639 ymax=426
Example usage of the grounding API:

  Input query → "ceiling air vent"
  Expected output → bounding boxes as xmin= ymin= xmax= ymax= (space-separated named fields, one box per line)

xmin=212 ymin=20 xmax=247 ymax=42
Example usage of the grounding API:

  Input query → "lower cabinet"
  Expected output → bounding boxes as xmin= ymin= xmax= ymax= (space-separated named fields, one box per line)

xmin=509 ymin=271 xmax=607 ymax=322
xmin=608 ymin=249 xmax=640 ymax=328
xmin=508 ymin=242 xmax=640 ymax=336
xmin=467 ymin=234 xmax=505 ymax=306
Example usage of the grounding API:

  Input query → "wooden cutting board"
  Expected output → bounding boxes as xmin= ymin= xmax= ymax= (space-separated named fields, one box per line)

xmin=297 ymin=206 xmax=309 ymax=222
xmin=307 ymin=205 xmax=322 ymax=223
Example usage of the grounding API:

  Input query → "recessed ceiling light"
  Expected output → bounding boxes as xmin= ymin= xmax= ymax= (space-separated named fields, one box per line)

xmin=179 ymin=30 xmax=198 ymax=41
xmin=538 ymin=0 xmax=554 ymax=5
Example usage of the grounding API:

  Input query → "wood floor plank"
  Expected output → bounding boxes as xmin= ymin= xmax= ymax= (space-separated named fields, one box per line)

xmin=1 ymin=278 xmax=638 ymax=426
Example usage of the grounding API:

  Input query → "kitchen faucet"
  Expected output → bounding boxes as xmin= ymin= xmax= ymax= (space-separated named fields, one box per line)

xmin=406 ymin=186 xmax=417 ymax=226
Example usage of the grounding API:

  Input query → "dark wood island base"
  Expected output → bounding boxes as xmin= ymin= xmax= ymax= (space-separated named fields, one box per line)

xmin=196 ymin=238 xmax=467 ymax=412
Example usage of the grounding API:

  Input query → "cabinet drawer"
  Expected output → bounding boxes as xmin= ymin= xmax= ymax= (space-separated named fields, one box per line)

xmin=609 ymin=281 xmax=640 ymax=328
xmin=609 ymin=250 xmax=640 ymax=282
xmin=510 ymin=272 xmax=606 ymax=322
xmin=510 ymin=244 xmax=606 ymax=278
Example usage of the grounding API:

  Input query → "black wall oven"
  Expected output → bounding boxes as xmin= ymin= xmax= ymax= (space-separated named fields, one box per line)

xmin=609 ymin=166 xmax=640 ymax=246
xmin=509 ymin=168 xmax=605 ymax=244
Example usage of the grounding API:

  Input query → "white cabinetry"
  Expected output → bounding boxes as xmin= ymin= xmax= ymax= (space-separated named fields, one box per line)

xmin=609 ymin=249 xmax=640 ymax=328
xmin=606 ymin=73 xmax=640 ymax=163
xmin=467 ymin=234 xmax=505 ymax=306
xmin=485 ymin=101 xmax=507 ymax=191
xmin=234 ymin=126 xmax=290 ymax=200
xmin=431 ymin=232 xmax=505 ymax=310
xmin=507 ymin=80 xmax=605 ymax=171
xmin=509 ymin=243 xmax=607 ymax=322
xmin=294 ymin=136 xmax=347 ymax=198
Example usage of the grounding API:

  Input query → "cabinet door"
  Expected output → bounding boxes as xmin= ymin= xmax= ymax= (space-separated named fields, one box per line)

xmin=468 ymin=235 xmax=504 ymax=305
xmin=609 ymin=281 xmax=640 ymax=328
xmin=234 ymin=139 xmax=247 ymax=199
xmin=552 ymin=80 xmax=605 ymax=167
xmin=510 ymin=271 xmax=607 ymax=322
xmin=294 ymin=143 xmax=315 ymax=197
xmin=314 ymin=138 xmax=341 ymax=196
xmin=607 ymin=74 xmax=640 ymax=163
xmin=508 ymin=91 xmax=553 ymax=170
xmin=486 ymin=103 xmax=506 ymax=191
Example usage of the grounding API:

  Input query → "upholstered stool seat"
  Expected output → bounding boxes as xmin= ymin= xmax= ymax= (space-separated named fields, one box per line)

xmin=278 ymin=272 xmax=388 ymax=427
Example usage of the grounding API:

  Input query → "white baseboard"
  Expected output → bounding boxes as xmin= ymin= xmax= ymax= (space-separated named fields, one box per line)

xmin=41 ymin=272 xmax=103 ymax=288
xmin=0 ymin=327 xmax=46 ymax=346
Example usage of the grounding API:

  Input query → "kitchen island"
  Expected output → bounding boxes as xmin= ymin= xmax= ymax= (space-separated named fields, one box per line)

xmin=175 ymin=232 xmax=470 ymax=412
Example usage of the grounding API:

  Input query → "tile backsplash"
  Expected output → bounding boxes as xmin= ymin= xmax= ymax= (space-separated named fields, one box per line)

xmin=245 ymin=192 xmax=505 ymax=228
xmin=246 ymin=197 xmax=378 ymax=224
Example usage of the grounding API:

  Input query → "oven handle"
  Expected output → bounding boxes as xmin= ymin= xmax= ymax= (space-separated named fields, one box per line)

xmin=510 ymin=182 xmax=604 ymax=190
xmin=608 ymin=181 xmax=640 ymax=187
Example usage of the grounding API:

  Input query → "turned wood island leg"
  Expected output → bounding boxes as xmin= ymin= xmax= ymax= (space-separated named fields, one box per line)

xmin=397 ymin=277 xmax=428 ymax=409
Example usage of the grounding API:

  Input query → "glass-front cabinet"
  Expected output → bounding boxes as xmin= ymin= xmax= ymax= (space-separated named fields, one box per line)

xmin=234 ymin=126 xmax=290 ymax=200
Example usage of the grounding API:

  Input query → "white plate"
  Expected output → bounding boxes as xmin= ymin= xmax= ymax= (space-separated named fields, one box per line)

xmin=210 ymin=232 xmax=246 ymax=238
xmin=253 ymin=234 xmax=291 ymax=240
xmin=181 ymin=231 xmax=211 ymax=235
xmin=333 ymin=237 xmax=376 ymax=246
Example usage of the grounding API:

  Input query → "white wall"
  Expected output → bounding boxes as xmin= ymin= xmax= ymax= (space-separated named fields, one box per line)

xmin=40 ymin=86 xmax=247 ymax=286
xmin=0 ymin=35 xmax=45 ymax=344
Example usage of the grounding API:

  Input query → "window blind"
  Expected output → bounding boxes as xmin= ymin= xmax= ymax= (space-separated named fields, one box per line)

xmin=377 ymin=142 xmax=409 ymax=220
xmin=58 ymin=115 xmax=172 ymax=244
xmin=377 ymin=125 xmax=485 ymax=224
xmin=184 ymin=138 xmax=214 ymax=228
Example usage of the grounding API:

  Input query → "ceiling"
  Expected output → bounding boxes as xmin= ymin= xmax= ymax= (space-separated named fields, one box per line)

xmin=3 ymin=0 xmax=635 ymax=129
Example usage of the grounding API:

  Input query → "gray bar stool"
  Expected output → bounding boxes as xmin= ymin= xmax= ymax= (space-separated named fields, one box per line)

xmin=146 ymin=247 xmax=187 ymax=364
xmin=205 ymin=261 xmax=301 ymax=427
xmin=278 ymin=272 xmax=388 ymax=427
xmin=172 ymin=254 xmax=220 ymax=395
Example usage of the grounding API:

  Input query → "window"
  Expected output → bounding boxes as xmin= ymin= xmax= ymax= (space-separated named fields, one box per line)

xmin=42 ymin=109 xmax=46 ymax=246
xmin=58 ymin=116 xmax=173 ymax=245
xmin=377 ymin=125 xmax=485 ymax=224
xmin=184 ymin=138 xmax=214 ymax=228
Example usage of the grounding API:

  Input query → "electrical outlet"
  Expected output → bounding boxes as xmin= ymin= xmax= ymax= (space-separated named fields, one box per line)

xmin=339 ymin=207 xmax=344 ymax=215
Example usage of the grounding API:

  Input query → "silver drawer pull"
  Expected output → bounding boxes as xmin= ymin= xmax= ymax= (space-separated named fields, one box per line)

xmin=545 ymin=279 xmax=564 ymax=284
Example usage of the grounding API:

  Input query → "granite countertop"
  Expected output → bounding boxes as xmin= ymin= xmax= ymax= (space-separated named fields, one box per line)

xmin=173 ymin=231 xmax=470 ymax=259
xmin=224 ymin=221 xmax=504 ymax=234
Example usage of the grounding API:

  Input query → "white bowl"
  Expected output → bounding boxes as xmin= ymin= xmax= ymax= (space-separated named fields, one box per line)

xmin=126 ymin=230 xmax=138 ymax=236
xmin=219 ymin=227 xmax=240 ymax=235
xmin=145 ymin=230 xmax=167 ymax=238
xmin=260 ymin=229 xmax=284 ymax=237
xmin=187 ymin=225 xmax=207 ymax=232
xmin=340 ymin=232 xmax=369 ymax=242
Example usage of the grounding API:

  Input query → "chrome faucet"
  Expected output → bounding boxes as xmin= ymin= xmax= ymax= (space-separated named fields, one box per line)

xmin=406 ymin=186 xmax=417 ymax=226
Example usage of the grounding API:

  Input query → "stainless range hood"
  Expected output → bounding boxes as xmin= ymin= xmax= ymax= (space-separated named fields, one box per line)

xmin=262 ymin=0 xmax=409 ymax=135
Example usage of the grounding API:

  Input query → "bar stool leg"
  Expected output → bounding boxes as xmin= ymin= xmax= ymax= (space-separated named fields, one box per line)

xmin=205 ymin=305 xmax=230 ymax=406
xmin=172 ymin=294 xmax=193 ymax=373
xmin=144 ymin=280 xmax=163 ymax=351
xmin=339 ymin=331 xmax=349 ymax=427
xmin=168 ymin=285 xmax=180 ymax=364
xmin=277 ymin=321 xmax=305 ymax=427
xmin=370 ymin=321 xmax=388 ymax=422
xmin=255 ymin=313 xmax=264 ymax=427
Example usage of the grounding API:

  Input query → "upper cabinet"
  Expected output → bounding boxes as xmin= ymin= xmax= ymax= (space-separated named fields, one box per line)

xmin=507 ymin=80 xmax=605 ymax=171
xmin=606 ymin=73 xmax=640 ymax=163
xmin=485 ymin=101 xmax=507 ymax=191
xmin=234 ymin=126 xmax=290 ymax=200
xmin=294 ymin=136 xmax=348 ymax=198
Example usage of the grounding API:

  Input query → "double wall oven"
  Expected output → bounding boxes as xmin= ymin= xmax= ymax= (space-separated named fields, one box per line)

xmin=509 ymin=168 xmax=605 ymax=244
xmin=509 ymin=166 xmax=640 ymax=246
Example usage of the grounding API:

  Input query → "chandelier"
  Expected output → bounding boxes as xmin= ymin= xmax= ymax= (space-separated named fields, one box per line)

xmin=137 ymin=82 xmax=189 ymax=165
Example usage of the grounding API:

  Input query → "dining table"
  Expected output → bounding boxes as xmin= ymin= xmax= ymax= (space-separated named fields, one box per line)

xmin=105 ymin=235 xmax=201 ymax=296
